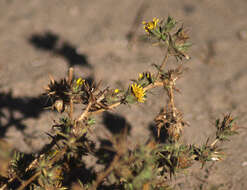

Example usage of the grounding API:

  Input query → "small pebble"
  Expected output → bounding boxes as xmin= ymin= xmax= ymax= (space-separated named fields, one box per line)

xmin=238 ymin=29 xmax=247 ymax=41
xmin=242 ymin=161 xmax=247 ymax=167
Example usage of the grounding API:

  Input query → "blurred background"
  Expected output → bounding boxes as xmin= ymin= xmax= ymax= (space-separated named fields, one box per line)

xmin=0 ymin=0 xmax=247 ymax=189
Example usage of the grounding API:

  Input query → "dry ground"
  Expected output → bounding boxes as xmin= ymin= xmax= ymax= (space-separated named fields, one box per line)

xmin=0 ymin=0 xmax=247 ymax=189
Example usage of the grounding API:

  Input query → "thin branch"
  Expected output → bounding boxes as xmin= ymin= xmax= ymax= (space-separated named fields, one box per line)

xmin=0 ymin=177 xmax=16 ymax=190
xmin=69 ymin=97 xmax=74 ymax=120
xmin=90 ymin=101 xmax=121 ymax=115
xmin=210 ymin=139 xmax=219 ymax=147
xmin=156 ymin=50 xmax=169 ymax=79
xmin=17 ymin=172 xmax=40 ymax=190
xmin=68 ymin=67 xmax=74 ymax=119
xmin=68 ymin=67 xmax=74 ymax=85
xmin=143 ymin=81 xmax=163 ymax=91
xmin=77 ymin=101 xmax=93 ymax=122
xmin=89 ymin=81 xmax=164 ymax=116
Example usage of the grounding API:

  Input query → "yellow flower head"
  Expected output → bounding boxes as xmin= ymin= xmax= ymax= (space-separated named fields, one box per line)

xmin=147 ymin=73 xmax=150 ymax=78
xmin=76 ymin=77 xmax=85 ymax=86
xmin=142 ymin=17 xmax=159 ymax=33
xmin=131 ymin=83 xmax=146 ymax=103
xmin=138 ymin=73 xmax=143 ymax=80
xmin=114 ymin=88 xmax=120 ymax=93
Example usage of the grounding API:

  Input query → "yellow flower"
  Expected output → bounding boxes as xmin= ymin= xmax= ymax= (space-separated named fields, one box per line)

xmin=76 ymin=78 xmax=85 ymax=86
xmin=131 ymin=83 xmax=146 ymax=103
xmin=114 ymin=88 xmax=120 ymax=93
xmin=147 ymin=73 xmax=150 ymax=78
xmin=138 ymin=73 xmax=143 ymax=80
xmin=142 ymin=17 xmax=159 ymax=33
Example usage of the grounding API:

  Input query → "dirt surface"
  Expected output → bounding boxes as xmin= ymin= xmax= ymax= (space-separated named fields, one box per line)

xmin=0 ymin=0 xmax=247 ymax=189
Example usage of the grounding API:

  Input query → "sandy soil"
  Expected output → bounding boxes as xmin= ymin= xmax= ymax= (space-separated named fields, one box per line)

xmin=0 ymin=0 xmax=247 ymax=189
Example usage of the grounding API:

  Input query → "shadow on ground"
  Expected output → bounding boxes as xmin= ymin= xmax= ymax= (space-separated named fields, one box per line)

xmin=0 ymin=91 xmax=50 ymax=138
xmin=102 ymin=112 xmax=131 ymax=135
xmin=29 ymin=31 xmax=92 ymax=68
xmin=149 ymin=122 xmax=169 ymax=143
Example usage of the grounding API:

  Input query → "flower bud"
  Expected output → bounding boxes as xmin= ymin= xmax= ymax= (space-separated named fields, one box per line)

xmin=54 ymin=99 xmax=64 ymax=113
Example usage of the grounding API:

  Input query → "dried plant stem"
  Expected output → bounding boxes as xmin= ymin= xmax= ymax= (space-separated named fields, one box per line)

xmin=1 ymin=159 xmax=43 ymax=190
xmin=50 ymin=146 xmax=67 ymax=164
xmin=210 ymin=139 xmax=219 ymax=147
xmin=167 ymin=87 xmax=176 ymax=117
xmin=0 ymin=184 xmax=7 ymax=190
xmin=69 ymin=98 xmax=74 ymax=120
xmin=90 ymin=81 xmax=164 ymax=115
xmin=14 ymin=145 xmax=68 ymax=190
xmin=68 ymin=67 xmax=74 ymax=85
xmin=17 ymin=172 xmax=40 ymax=190
xmin=91 ymin=101 xmax=121 ymax=115
xmin=80 ymin=81 xmax=164 ymax=117
xmin=143 ymin=81 xmax=163 ymax=91
xmin=156 ymin=50 xmax=169 ymax=79
xmin=77 ymin=101 xmax=93 ymax=122
xmin=68 ymin=67 xmax=74 ymax=119
xmin=0 ymin=141 xmax=59 ymax=190
xmin=25 ymin=154 xmax=45 ymax=172
xmin=17 ymin=147 xmax=67 ymax=190
xmin=0 ymin=177 xmax=15 ymax=190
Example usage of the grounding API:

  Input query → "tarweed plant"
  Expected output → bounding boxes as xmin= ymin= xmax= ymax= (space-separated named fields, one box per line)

xmin=0 ymin=16 xmax=240 ymax=190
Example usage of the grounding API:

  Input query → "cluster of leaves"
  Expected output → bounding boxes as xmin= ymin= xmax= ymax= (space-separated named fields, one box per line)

xmin=0 ymin=16 xmax=239 ymax=190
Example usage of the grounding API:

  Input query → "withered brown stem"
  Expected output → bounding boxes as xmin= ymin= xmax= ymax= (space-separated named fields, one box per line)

xmin=68 ymin=67 xmax=74 ymax=85
xmin=77 ymin=101 xmax=93 ymax=122
xmin=156 ymin=50 xmax=169 ymax=79
xmin=17 ymin=172 xmax=40 ymax=190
